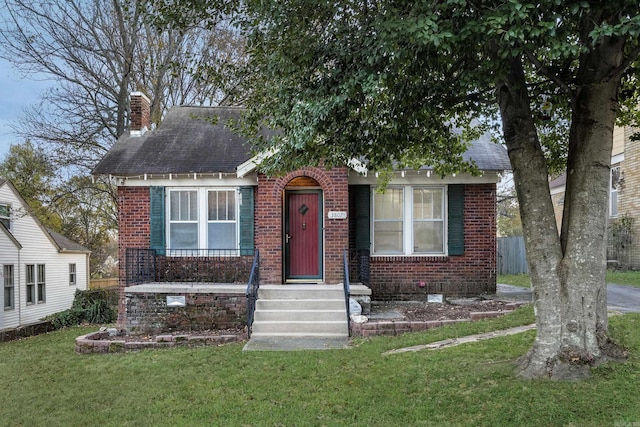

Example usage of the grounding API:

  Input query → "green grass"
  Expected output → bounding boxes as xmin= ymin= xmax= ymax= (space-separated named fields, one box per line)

xmin=2 ymin=308 xmax=640 ymax=426
xmin=606 ymin=270 xmax=640 ymax=288
xmin=497 ymin=274 xmax=531 ymax=288
xmin=499 ymin=271 xmax=640 ymax=288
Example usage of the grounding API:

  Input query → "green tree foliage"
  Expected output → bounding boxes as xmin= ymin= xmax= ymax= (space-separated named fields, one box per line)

xmin=0 ymin=141 xmax=62 ymax=230
xmin=0 ymin=142 xmax=115 ymax=275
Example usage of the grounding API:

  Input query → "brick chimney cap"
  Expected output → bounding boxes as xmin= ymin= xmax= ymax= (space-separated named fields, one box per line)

xmin=131 ymin=91 xmax=150 ymax=103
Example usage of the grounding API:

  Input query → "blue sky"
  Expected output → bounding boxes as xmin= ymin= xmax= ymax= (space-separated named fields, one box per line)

xmin=0 ymin=57 xmax=52 ymax=159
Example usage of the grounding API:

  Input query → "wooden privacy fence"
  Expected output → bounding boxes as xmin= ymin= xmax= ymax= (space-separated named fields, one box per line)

xmin=89 ymin=278 xmax=119 ymax=289
xmin=497 ymin=236 xmax=529 ymax=275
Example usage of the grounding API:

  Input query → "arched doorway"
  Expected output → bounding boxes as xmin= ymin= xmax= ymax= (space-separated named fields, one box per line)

xmin=284 ymin=176 xmax=323 ymax=282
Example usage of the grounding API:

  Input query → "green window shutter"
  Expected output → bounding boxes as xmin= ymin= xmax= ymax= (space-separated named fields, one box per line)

xmin=239 ymin=186 xmax=255 ymax=255
xmin=149 ymin=186 xmax=165 ymax=251
xmin=353 ymin=185 xmax=371 ymax=250
xmin=447 ymin=184 xmax=464 ymax=256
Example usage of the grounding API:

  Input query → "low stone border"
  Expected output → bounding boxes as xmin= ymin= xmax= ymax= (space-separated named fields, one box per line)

xmin=382 ymin=324 xmax=537 ymax=355
xmin=351 ymin=310 xmax=513 ymax=337
xmin=1 ymin=320 xmax=56 ymax=343
xmin=75 ymin=331 xmax=246 ymax=354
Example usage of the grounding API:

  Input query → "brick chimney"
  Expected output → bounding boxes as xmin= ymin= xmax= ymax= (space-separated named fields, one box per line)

xmin=130 ymin=92 xmax=151 ymax=136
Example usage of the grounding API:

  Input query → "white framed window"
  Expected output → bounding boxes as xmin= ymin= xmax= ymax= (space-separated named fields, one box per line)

xmin=69 ymin=263 xmax=77 ymax=286
xmin=169 ymin=190 xmax=199 ymax=249
xmin=26 ymin=264 xmax=35 ymax=304
xmin=373 ymin=188 xmax=404 ymax=253
xmin=4 ymin=265 xmax=14 ymax=310
xmin=167 ymin=188 xmax=239 ymax=250
xmin=373 ymin=186 xmax=446 ymax=255
xmin=0 ymin=204 xmax=10 ymax=229
xmin=37 ymin=264 xmax=46 ymax=303
xmin=610 ymin=166 xmax=621 ymax=217
xmin=207 ymin=190 xmax=237 ymax=249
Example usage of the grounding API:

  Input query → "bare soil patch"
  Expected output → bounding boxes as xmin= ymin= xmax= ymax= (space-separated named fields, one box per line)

xmin=103 ymin=326 xmax=246 ymax=342
xmin=372 ymin=299 xmax=524 ymax=321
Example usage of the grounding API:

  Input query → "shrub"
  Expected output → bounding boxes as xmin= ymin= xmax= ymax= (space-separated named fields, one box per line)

xmin=46 ymin=289 xmax=117 ymax=327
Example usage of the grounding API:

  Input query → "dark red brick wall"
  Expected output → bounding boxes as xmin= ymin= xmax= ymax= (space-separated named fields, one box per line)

xmin=130 ymin=93 xmax=150 ymax=131
xmin=125 ymin=291 xmax=246 ymax=334
xmin=117 ymin=180 xmax=496 ymax=313
xmin=256 ymin=167 xmax=349 ymax=284
xmin=367 ymin=183 xmax=498 ymax=299
xmin=117 ymin=186 xmax=151 ymax=325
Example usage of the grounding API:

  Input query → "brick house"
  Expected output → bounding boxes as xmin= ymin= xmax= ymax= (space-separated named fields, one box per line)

xmin=93 ymin=93 xmax=510 ymax=334
xmin=550 ymin=125 xmax=640 ymax=269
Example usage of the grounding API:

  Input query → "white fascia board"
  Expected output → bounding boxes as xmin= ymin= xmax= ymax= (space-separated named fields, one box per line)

xmin=120 ymin=174 xmax=257 ymax=187
xmin=236 ymin=147 xmax=280 ymax=178
xmin=612 ymin=153 xmax=624 ymax=165
xmin=348 ymin=170 xmax=502 ymax=185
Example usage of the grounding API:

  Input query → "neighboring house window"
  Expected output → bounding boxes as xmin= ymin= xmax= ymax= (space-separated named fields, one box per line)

xmin=4 ymin=265 xmax=14 ymax=310
xmin=26 ymin=264 xmax=35 ymax=304
xmin=69 ymin=263 xmax=77 ymax=286
xmin=37 ymin=264 xmax=46 ymax=303
xmin=373 ymin=186 xmax=446 ymax=255
xmin=167 ymin=188 xmax=238 ymax=250
xmin=0 ymin=204 xmax=10 ymax=229
xmin=610 ymin=166 xmax=621 ymax=217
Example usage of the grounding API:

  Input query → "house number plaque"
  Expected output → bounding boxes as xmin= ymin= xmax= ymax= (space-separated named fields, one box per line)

xmin=327 ymin=211 xmax=347 ymax=219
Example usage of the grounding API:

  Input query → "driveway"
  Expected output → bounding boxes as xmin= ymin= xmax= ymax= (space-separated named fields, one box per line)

xmin=496 ymin=283 xmax=640 ymax=313
xmin=607 ymin=284 xmax=640 ymax=313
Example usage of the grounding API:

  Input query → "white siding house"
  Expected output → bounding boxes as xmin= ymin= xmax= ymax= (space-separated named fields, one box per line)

xmin=0 ymin=180 xmax=90 ymax=331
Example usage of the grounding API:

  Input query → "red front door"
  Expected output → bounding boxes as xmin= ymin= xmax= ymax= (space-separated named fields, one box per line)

xmin=285 ymin=191 xmax=322 ymax=280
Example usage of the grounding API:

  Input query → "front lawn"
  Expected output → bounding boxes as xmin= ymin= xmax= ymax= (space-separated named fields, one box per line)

xmin=1 ymin=308 xmax=640 ymax=426
xmin=497 ymin=274 xmax=531 ymax=288
xmin=606 ymin=270 xmax=640 ymax=288
xmin=498 ymin=270 xmax=640 ymax=288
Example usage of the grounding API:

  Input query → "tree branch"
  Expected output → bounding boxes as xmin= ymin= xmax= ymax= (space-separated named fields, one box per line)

xmin=524 ymin=48 xmax=575 ymax=101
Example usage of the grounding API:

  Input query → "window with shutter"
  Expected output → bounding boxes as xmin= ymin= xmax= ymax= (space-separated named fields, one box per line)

xmin=447 ymin=184 xmax=464 ymax=256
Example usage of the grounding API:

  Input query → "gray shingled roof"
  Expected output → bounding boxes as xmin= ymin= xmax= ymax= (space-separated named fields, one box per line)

xmin=93 ymin=106 xmax=252 ymax=175
xmin=459 ymin=131 xmax=511 ymax=171
xmin=549 ymin=173 xmax=567 ymax=189
xmin=46 ymin=229 xmax=90 ymax=253
xmin=93 ymin=105 xmax=511 ymax=175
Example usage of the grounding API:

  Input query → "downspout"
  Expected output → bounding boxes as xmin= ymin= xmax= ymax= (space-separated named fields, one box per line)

xmin=17 ymin=247 xmax=21 ymax=327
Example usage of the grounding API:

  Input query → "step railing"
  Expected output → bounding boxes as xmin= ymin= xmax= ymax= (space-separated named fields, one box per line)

xmin=347 ymin=249 xmax=370 ymax=286
xmin=343 ymin=250 xmax=351 ymax=337
xmin=245 ymin=250 xmax=260 ymax=338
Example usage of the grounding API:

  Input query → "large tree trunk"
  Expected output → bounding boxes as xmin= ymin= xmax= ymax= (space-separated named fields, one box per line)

xmin=498 ymin=44 xmax=626 ymax=379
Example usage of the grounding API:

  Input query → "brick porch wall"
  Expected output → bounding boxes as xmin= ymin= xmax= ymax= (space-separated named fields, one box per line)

xmin=125 ymin=292 xmax=246 ymax=334
xmin=117 ymin=186 xmax=152 ymax=326
xmin=366 ymin=183 xmax=498 ymax=299
xmin=255 ymin=167 xmax=349 ymax=284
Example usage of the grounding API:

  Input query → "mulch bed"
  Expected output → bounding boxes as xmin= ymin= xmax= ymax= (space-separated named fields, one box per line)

xmin=374 ymin=300 xmax=523 ymax=321
xmin=105 ymin=326 xmax=246 ymax=342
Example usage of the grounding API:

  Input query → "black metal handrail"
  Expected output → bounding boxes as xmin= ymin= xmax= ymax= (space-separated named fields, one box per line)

xmin=245 ymin=250 xmax=260 ymax=338
xmin=347 ymin=249 xmax=370 ymax=286
xmin=343 ymin=249 xmax=351 ymax=337
xmin=125 ymin=248 xmax=254 ymax=286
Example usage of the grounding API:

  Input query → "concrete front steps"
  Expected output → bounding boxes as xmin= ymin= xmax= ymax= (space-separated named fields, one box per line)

xmin=249 ymin=285 xmax=349 ymax=338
